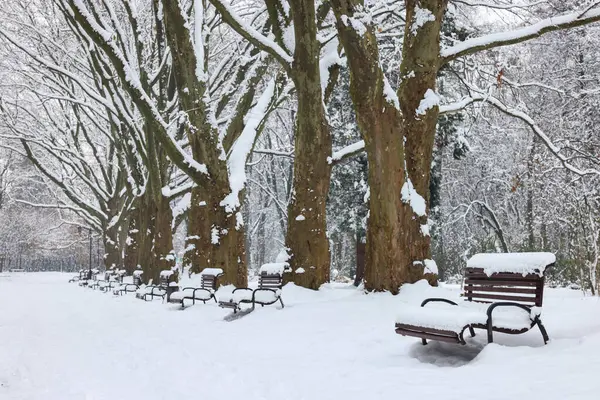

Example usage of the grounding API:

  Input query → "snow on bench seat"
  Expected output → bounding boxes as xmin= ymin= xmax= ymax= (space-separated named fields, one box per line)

xmin=169 ymin=288 xmax=212 ymax=302
xmin=223 ymin=288 xmax=281 ymax=304
xmin=467 ymin=252 xmax=555 ymax=277
xmin=136 ymin=286 xmax=165 ymax=296
xmin=396 ymin=301 xmax=537 ymax=333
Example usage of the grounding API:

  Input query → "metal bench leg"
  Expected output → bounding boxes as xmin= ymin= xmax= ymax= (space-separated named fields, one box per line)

xmin=469 ymin=326 xmax=476 ymax=337
xmin=536 ymin=318 xmax=549 ymax=344
xmin=421 ymin=338 xmax=427 ymax=345
xmin=279 ymin=297 xmax=284 ymax=309
xmin=487 ymin=320 xmax=494 ymax=343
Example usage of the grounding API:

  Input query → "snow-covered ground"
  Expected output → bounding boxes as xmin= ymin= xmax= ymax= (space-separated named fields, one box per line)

xmin=1 ymin=272 xmax=599 ymax=400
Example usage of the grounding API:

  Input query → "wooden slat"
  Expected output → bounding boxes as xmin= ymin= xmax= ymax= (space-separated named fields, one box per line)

xmin=395 ymin=328 xmax=460 ymax=343
xmin=465 ymin=278 xmax=538 ymax=287
xmin=464 ymin=285 xmax=537 ymax=294
xmin=466 ymin=292 xmax=536 ymax=303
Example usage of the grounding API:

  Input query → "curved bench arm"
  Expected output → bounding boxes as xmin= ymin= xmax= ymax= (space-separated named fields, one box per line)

xmin=192 ymin=288 xmax=213 ymax=302
xmin=421 ymin=298 xmax=458 ymax=307
xmin=251 ymin=288 xmax=281 ymax=306
xmin=486 ymin=302 xmax=533 ymax=343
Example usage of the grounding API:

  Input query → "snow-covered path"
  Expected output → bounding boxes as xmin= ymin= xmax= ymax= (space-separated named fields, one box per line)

xmin=1 ymin=273 xmax=599 ymax=400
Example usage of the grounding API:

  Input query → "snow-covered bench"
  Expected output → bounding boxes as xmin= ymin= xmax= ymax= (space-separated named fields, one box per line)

xmin=136 ymin=270 xmax=178 ymax=301
xmin=114 ymin=270 xmax=143 ymax=296
xmin=168 ymin=268 xmax=223 ymax=308
xmin=395 ymin=252 xmax=555 ymax=345
xmin=99 ymin=271 xmax=123 ymax=293
xmin=219 ymin=263 xmax=286 ymax=314
xmin=69 ymin=269 xmax=87 ymax=283
xmin=79 ymin=268 xmax=100 ymax=287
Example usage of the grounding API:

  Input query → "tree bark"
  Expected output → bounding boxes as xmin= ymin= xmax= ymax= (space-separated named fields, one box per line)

xmin=331 ymin=0 xmax=446 ymax=292
xmin=283 ymin=0 xmax=332 ymax=289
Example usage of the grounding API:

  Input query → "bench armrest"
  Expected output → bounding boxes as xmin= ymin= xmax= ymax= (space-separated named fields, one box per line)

xmin=232 ymin=287 xmax=253 ymax=294
xmin=421 ymin=298 xmax=458 ymax=307
xmin=485 ymin=302 xmax=534 ymax=343
xmin=486 ymin=302 xmax=532 ymax=320
xmin=251 ymin=288 xmax=280 ymax=303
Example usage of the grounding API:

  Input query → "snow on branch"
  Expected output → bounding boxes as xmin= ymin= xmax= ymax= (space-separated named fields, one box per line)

xmin=450 ymin=0 xmax=548 ymax=10
xmin=441 ymin=7 xmax=600 ymax=63
xmin=221 ymin=79 xmax=277 ymax=213
xmin=328 ymin=140 xmax=365 ymax=165
xmin=208 ymin=0 xmax=293 ymax=69
xmin=442 ymin=93 xmax=600 ymax=177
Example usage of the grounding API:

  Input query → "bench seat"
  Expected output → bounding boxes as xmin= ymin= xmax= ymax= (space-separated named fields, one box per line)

xmin=170 ymin=288 xmax=212 ymax=302
xmin=396 ymin=301 xmax=538 ymax=333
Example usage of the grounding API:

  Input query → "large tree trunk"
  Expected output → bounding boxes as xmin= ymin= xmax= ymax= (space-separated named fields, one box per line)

xmin=185 ymin=186 xmax=247 ymax=286
xmin=161 ymin=0 xmax=247 ymax=287
xmin=331 ymin=0 xmax=446 ymax=293
xmin=284 ymin=0 xmax=332 ymax=290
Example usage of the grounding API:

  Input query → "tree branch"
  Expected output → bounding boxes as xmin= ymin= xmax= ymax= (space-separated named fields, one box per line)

xmin=441 ymin=7 xmax=600 ymax=64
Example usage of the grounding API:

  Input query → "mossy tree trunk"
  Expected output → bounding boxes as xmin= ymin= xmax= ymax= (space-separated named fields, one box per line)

xmin=331 ymin=0 xmax=447 ymax=292
xmin=284 ymin=0 xmax=332 ymax=289
xmin=160 ymin=0 xmax=251 ymax=286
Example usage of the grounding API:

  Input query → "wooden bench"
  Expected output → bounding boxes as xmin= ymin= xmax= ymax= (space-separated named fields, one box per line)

xmin=395 ymin=252 xmax=554 ymax=345
xmin=136 ymin=270 xmax=177 ymax=301
xmin=219 ymin=263 xmax=287 ymax=314
xmin=114 ymin=271 xmax=143 ymax=295
xmin=80 ymin=269 xmax=100 ymax=287
xmin=68 ymin=269 xmax=87 ymax=283
xmin=168 ymin=268 xmax=223 ymax=308
xmin=99 ymin=271 xmax=122 ymax=293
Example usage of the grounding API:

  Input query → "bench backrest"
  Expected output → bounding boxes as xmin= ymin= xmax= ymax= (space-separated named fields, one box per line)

xmin=258 ymin=272 xmax=283 ymax=290
xmin=159 ymin=275 xmax=169 ymax=288
xmin=463 ymin=268 xmax=545 ymax=307
xmin=201 ymin=273 xmax=221 ymax=290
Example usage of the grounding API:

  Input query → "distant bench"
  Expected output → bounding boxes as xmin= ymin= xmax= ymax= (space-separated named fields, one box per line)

xmin=395 ymin=252 xmax=555 ymax=346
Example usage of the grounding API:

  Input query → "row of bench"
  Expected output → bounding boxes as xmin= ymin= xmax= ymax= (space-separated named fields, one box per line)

xmin=69 ymin=264 xmax=287 ymax=316
xmin=70 ymin=252 xmax=554 ymax=346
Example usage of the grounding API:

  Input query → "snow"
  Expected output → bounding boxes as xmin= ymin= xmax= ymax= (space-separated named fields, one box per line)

xmin=229 ymin=288 xmax=281 ymax=303
xmin=170 ymin=288 xmax=212 ymax=302
xmin=401 ymin=178 xmax=427 ymax=217
xmin=211 ymin=226 xmax=220 ymax=244
xmin=341 ymin=15 xmax=367 ymax=37
xmin=2 ymin=274 xmax=600 ymax=400
xmin=200 ymin=268 xmax=224 ymax=276
xmin=328 ymin=140 xmax=365 ymax=164
xmin=424 ymin=259 xmax=438 ymax=275
xmin=295 ymin=267 xmax=306 ymax=274
xmin=441 ymin=7 xmax=600 ymax=60
xmin=320 ymin=38 xmax=344 ymax=99
xmin=396 ymin=300 xmax=533 ymax=332
xmin=295 ymin=214 xmax=306 ymax=221
xmin=259 ymin=262 xmax=288 ymax=275
xmin=193 ymin=0 xmax=207 ymax=82
xmin=159 ymin=270 xmax=174 ymax=278
xmin=221 ymin=79 xmax=275 ymax=213
xmin=133 ymin=270 xmax=143 ymax=277
xmin=467 ymin=252 xmax=556 ymax=276
xmin=416 ymin=89 xmax=440 ymax=115
xmin=410 ymin=6 xmax=436 ymax=35
xmin=382 ymin=74 xmax=400 ymax=109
